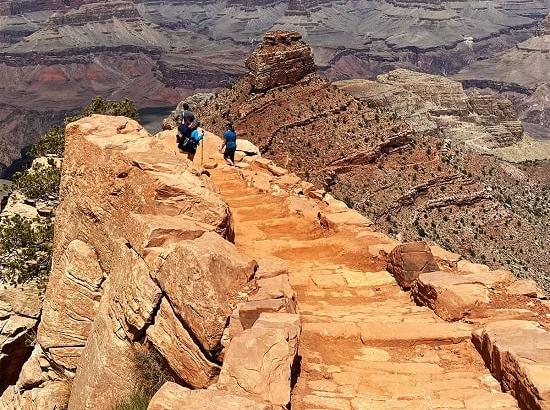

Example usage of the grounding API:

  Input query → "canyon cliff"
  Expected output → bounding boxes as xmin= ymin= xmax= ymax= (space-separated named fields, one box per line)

xmin=2 ymin=0 xmax=550 ymax=174
xmin=0 ymin=115 xmax=259 ymax=409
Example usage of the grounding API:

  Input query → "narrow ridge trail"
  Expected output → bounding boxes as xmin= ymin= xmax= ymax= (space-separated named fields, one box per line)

xmin=210 ymin=165 xmax=519 ymax=410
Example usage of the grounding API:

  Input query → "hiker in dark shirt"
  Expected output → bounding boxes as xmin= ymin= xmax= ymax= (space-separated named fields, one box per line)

xmin=179 ymin=103 xmax=197 ymax=129
xmin=176 ymin=103 xmax=199 ymax=154
xmin=220 ymin=122 xmax=237 ymax=165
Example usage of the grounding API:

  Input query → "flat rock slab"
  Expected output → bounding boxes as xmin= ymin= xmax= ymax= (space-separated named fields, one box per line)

xmin=360 ymin=322 xmax=472 ymax=347
xmin=412 ymin=269 xmax=516 ymax=321
xmin=412 ymin=271 xmax=491 ymax=321
xmin=148 ymin=382 xmax=275 ymax=410
xmin=473 ymin=320 xmax=550 ymax=410
xmin=303 ymin=322 xmax=361 ymax=339
xmin=507 ymin=279 xmax=545 ymax=298
xmin=217 ymin=326 xmax=295 ymax=407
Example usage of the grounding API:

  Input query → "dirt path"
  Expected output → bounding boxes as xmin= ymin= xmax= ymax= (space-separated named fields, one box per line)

xmin=211 ymin=166 xmax=519 ymax=410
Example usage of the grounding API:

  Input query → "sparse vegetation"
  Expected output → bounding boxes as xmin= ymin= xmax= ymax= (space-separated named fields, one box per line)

xmin=0 ymin=96 xmax=139 ymax=289
xmin=113 ymin=390 xmax=150 ymax=410
xmin=343 ymin=196 xmax=354 ymax=208
xmin=0 ymin=214 xmax=53 ymax=287
xmin=133 ymin=346 xmax=173 ymax=397
xmin=12 ymin=162 xmax=61 ymax=201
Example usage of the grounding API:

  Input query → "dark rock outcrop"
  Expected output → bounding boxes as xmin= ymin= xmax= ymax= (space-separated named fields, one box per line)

xmin=245 ymin=31 xmax=315 ymax=92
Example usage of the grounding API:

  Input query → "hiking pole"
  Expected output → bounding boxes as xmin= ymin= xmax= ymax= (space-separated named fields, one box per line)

xmin=201 ymin=132 xmax=204 ymax=166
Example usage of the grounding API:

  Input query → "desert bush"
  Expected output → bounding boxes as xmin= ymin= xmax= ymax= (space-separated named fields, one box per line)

xmin=0 ymin=214 xmax=53 ymax=287
xmin=12 ymin=163 xmax=61 ymax=201
xmin=30 ymin=126 xmax=65 ymax=158
xmin=113 ymin=390 xmax=150 ymax=410
xmin=132 ymin=346 xmax=173 ymax=396
xmin=343 ymin=196 xmax=354 ymax=208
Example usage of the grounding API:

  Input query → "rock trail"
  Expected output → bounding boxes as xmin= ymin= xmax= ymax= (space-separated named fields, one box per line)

xmin=210 ymin=165 xmax=519 ymax=410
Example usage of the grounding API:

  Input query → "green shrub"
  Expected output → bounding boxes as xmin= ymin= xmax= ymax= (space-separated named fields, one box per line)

xmin=0 ymin=214 xmax=53 ymax=287
xmin=113 ymin=390 xmax=150 ymax=410
xmin=30 ymin=126 xmax=65 ymax=158
xmin=78 ymin=96 xmax=139 ymax=120
xmin=12 ymin=163 xmax=61 ymax=201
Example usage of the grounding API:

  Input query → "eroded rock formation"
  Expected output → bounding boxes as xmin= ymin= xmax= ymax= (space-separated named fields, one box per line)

xmin=0 ymin=286 xmax=41 ymax=395
xmin=245 ymin=31 xmax=315 ymax=92
xmin=0 ymin=115 xmax=257 ymax=409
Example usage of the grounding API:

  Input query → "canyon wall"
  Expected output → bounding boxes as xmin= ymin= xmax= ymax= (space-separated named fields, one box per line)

xmin=2 ymin=0 xmax=550 ymax=173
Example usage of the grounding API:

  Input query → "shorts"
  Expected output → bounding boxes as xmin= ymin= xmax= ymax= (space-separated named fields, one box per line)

xmin=224 ymin=147 xmax=236 ymax=163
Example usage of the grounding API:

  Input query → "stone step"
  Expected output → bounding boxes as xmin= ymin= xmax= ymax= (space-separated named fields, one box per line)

xmin=209 ymin=168 xmax=520 ymax=410
xmin=360 ymin=322 xmax=473 ymax=347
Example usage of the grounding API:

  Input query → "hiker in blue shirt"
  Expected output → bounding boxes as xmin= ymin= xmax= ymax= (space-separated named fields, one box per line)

xmin=220 ymin=122 xmax=237 ymax=165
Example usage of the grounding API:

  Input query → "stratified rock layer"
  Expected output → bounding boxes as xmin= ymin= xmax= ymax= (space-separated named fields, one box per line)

xmin=473 ymin=320 xmax=550 ymax=410
xmin=0 ymin=286 xmax=41 ymax=394
xmin=245 ymin=31 xmax=315 ymax=91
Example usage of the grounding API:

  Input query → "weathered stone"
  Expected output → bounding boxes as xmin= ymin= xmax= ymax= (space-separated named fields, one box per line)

xmin=360 ymin=322 xmax=472 ymax=347
xmin=146 ymin=299 xmax=220 ymax=388
xmin=148 ymin=382 xmax=274 ymax=410
xmin=387 ymin=241 xmax=439 ymax=289
xmin=253 ymin=312 xmax=301 ymax=353
xmin=238 ymin=298 xmax=295 ymax=331
xmin=412 ymin=268 xmax=516 ymax=321
xmin=0 ymin=285 xmax=42 ymax=394
xmin=154 ymin=231 xmax=256 ymax=353
xmin=253 ymin=274 xmax=296 ymax=302
xmin=412 ymin=271 xmax=490 ymax=321
xmin=318 ymin=209 xmax=373 ymax=231
xmin=0 ymin=380 xmax=71 ymax=410
xmin=2 ymin=115 xmax=255 ymax=409
xmin=236 ymin=139 xmax=260 ymax=156
xmin=245 ymin=31 xmax=315 ymax=92
xmin=255 ymin=257 xmax=289 ymax=280
xmin=218 ymin=326 xmax=297 ymax=407
xmin=67 ymin=299 xmax=141 ymax=410
xmin=429 ymin=244 xmax=462 ymax=267
xmin=267 ymin=163 xmax=288 ymax=177
xmin=38 ymin=239 xmax=104 ymax=371
xmin=473 ymin=320 xmax=550 ymax=409
xmin=507 ymin=279 xmax=545 ymax=298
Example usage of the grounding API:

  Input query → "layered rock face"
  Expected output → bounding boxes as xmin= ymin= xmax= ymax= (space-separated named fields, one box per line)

xmin=0 ymin=286 xmax=41 ymax=394
xmin=455 ymin=12 xmax=550 ymax=133
xmin=245 ymin=31 xmax=315 ymax=91
xmin=198 ymin=33 xmax=550 ymax=293
xmin=0 ymin=115 xmax=257 ymax=409
xmin=335 ymin=70 xmax=527 ymax=151
xmin=2 ymin=0 xmax=550 ymax=174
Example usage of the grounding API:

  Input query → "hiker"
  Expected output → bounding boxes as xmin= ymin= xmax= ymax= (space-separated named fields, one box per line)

xmin=178 ymin=126 xmax=204 ymax=161
xmin=176 ymin=102 xmax=202 ymax=156
xmin=178 ymin=103 xmax=197 ymax=129
xmin=220 ymin=122 xmax=237 ymax=165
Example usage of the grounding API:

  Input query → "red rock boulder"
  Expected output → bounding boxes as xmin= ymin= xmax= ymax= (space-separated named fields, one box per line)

xmin=387 ymin=241 xmax=439 ymax=289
